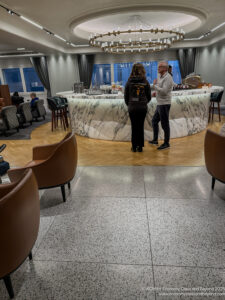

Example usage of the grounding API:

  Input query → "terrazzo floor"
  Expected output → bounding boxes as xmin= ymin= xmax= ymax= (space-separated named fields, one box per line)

xmin=1 ymin=166 xmax=225 ymax=300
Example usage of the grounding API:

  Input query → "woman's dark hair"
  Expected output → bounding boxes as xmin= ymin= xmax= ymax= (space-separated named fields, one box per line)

xmin=13 ymin=91 xmax=19 ymax=97
xmin=129 ymin=63 xmax=146 ymax=79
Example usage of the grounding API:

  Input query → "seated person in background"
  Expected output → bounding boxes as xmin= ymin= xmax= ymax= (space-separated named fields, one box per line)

xmin=30 ymin=92 xmax=39 ymax=109
xmin=168 ymin=65 xmax=173 ymax=77
xmin=11 ymin=91 xmax=24 ymax=107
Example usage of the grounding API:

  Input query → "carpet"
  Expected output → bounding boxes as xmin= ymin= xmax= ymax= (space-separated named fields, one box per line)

xmin=0 ymin=113 xmax=51 ymax=140
xmin=214 ymin=106 xmax=225 ymax=116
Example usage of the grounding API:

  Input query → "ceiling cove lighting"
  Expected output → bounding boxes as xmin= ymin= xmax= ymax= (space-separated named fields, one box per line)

xmin=185 ymin=21 xmax=225 ymax=41
xmin=20 ymin=15 xmax=43 ymax=30
xmin=211 ymin=22 xmax=225 ymax=32
xmin=0 ymin=3 xmax=84 ymax=47
xmin=54 ymin=34 xmax=66 ymax=42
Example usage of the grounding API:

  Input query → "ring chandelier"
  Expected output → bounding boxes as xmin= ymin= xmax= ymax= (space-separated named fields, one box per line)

xmin=89 ymin=26 xmax=185 ymax=54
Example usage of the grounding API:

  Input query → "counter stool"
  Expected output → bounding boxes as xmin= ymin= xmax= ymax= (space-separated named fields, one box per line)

xmin=47 ymin=98 xmax=67 ymax=131
xmin=208 ymin=91 xmax=224 ymax=122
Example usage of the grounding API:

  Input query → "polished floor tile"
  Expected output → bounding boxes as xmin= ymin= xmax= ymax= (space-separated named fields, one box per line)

xmin=72 ymin=166 xmax=145 ymax=197
xmin=147 ymin=196 xmax=225 ymax=268
xmin=35 ymin=196 xmax=152 ymax=265
xmin=0 ymin=261 xmax=155 ymax=300
xmin=32 ymin=216 xmax=55 ymax=255
xmin=154 ymin=265 xmax=225 ymax=300
xmin=2 ymin=165 xmax=225 ymax=300
xmin=144 ymin=166 xmax=224 ymax=200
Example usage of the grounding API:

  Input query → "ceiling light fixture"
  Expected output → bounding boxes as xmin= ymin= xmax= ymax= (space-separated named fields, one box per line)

xmin=17 ymin=48 xmax=25 ymax=50
xmin=89 ymin=16 xmax=184 ymax=54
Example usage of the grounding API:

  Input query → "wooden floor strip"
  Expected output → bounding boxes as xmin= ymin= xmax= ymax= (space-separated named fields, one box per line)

xmin=1 ymin=116 xmax=224 ymax=167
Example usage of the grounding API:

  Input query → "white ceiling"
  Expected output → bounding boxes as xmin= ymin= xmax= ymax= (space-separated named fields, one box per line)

xmin=74 ymin=11 xmax=200 ymax=40
xmin=0 ymin=0 xmax=225 ymax=55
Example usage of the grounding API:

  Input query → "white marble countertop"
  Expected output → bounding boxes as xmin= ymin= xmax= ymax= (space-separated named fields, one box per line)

xmin=57 ymin=86 xmax=224 ymax=100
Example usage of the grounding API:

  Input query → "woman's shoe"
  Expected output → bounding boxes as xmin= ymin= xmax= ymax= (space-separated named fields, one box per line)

xmin=131 ymin=147 xmax=137 ymax=152
xmin=137 ymin=146 xmax=143 ymax=152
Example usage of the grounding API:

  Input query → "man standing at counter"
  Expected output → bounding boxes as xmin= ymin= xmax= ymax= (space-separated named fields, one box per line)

xmin=149 ymin=61 xmax=173 ymax=150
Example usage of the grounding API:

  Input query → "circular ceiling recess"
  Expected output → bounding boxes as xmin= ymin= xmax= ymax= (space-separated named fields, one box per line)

xmin=73 ymin=11 xmax=202 ymax=41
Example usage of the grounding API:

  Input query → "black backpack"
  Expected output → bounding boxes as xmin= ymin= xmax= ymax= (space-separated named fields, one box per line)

xmin=129 ymin=82 xmax=148 ymax=104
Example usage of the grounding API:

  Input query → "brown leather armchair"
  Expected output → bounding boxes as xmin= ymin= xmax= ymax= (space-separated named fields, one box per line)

xmin=0 ymin=168 xmax=39 ymax=299
xmin=204 ymin=129 xmax=225 ymax=189
xmin=10 ymin=132 xmax=78 ymax=202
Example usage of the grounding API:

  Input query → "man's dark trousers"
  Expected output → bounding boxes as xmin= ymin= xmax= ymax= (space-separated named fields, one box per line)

xmin=152 ymin=104 xmax=171 ymax=143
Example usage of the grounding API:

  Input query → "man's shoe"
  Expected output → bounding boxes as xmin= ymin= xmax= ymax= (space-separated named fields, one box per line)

xmin=148 ymin=140 xmax=158 ymax=145
xmin=131 ymin=147 xmax=137 ymax=152
xmin=157 ymin=143 xmax=170 ymax=150
xmin=137 ymin=146 xmax=143 ymax=152
xmin=0 ymin=144 xmax=6 ymax=153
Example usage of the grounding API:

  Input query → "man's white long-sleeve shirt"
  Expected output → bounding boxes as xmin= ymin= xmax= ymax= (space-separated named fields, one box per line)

xmin=154 ymin=72 xmax=173 ymax=105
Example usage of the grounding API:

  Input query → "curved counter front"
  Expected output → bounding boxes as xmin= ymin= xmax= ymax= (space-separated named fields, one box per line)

xmin=67 ymin=93 xmax=210 ymax=141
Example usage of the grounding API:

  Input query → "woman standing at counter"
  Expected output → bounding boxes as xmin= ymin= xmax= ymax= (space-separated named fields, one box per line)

xmin=124 ymin=63 xmax=151 ymax=152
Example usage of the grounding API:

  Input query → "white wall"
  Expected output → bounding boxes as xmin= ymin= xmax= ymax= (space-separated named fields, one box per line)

xmin=47 ymin=54 xmax=80 ymax=96
xmin=195 ymin=39 xmax=225 ymax=104
xmin=94 ymin=49 xmax=178 ymax=64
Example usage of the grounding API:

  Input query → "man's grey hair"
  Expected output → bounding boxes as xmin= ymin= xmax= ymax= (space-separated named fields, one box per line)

xmin=158 ymin=61 xmax=169 ymax=69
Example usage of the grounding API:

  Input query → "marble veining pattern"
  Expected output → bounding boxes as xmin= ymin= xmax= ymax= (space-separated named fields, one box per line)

xmin=68 ymin=93 xmax=210 ymax=141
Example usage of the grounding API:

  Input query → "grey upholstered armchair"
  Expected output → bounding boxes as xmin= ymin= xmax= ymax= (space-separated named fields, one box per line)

xmin=0 ymin=106 xmax=19 ymax=135
xmin=17 ymin=102 xmax=33 ymax=126
xmin=32 ymin=99 xmax=46 ymax=121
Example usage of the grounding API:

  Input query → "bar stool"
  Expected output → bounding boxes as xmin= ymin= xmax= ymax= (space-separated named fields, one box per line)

xmin=47 ymin=98 xmax=67 ymax=131
xmin=208 ymin=91 xmax=224 ymax=122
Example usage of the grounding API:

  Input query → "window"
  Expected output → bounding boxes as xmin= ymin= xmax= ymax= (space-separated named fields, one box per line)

xmin=23 ymin=68 xmax=44 ymax=92
xmin=114 ymin=63 xmax=133 ymax=86
xmin=114 ymin=61 xmax=159 ymax=86
xmin=2 ymin=68 xmax=23 ymax=92
xmin=92 ymin=60 xmax=182 ymax=88
xmin=141 ymin=61 xmax=158 ymax=84
xmin=92 ymin=64 xmax=111 ymax=87
xmin=168 ymin=60 xmax=182 ymax=84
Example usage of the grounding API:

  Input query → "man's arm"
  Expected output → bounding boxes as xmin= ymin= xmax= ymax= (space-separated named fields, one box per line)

xmin=154 ymin=77 xmax=173 ymax=95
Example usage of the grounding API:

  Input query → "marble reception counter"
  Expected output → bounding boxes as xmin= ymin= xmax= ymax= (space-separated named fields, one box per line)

xmin=65 ymin=92 xmax=211 ymax=141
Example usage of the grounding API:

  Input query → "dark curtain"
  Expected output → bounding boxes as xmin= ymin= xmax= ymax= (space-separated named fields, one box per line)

xmin=177 ymin=48 xmax=196 ymax=79
xmin=78 ymin=54 xmax=94 ymax=89
xmin=30 ymin=56 xmax=51 ymax=97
